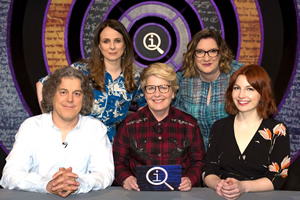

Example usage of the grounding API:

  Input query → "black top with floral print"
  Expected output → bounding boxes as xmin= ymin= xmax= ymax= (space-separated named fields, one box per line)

xmin=204 ymin=115 xmax=290 ymax=190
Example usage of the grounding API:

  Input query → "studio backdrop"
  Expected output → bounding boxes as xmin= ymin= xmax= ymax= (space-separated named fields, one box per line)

xmin=1 ymin=0 xmax=300 ymax=159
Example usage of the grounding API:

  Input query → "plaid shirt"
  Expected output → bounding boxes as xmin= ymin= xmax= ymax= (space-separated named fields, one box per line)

xmin=113 ymin=106 xmax=205 ymax=186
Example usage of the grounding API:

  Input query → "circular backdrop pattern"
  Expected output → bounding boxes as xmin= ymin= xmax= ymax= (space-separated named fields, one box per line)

xmin=117 ymin=1 xmax=193 ymax=70
xmin=4 ymin=0 xmax=299 ymax=157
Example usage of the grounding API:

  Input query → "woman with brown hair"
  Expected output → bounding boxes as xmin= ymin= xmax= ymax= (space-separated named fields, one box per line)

xmin=37 ymin=19 xmax=146 ymax=142
xmin=204 ymin=64 xmax=290 ymax=199
xmin=173 ymin=29 xmax=244 ymax=150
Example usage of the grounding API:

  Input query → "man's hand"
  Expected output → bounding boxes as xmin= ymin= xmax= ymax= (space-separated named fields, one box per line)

xmin=46 ymin=167 xmax=80 ymax=197
xmin=122 ymin=176 xmax=140 ymax=191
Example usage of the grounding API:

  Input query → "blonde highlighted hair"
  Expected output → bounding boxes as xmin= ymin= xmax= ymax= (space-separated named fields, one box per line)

xmin=140 ymin=63 xmax=179 ymax=93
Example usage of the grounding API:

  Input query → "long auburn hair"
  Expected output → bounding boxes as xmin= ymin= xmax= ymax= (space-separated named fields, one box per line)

xmin=88 ymin=19 xmax=136 ymax=92
xmin=225 ymin=64 xmax=277 ymax=118
xmin=180 ymin=29 xmax=234 ymax=78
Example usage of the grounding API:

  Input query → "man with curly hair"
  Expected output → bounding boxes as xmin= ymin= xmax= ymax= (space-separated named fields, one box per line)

xmin=0 ymin=66 xmax=114 ymax=197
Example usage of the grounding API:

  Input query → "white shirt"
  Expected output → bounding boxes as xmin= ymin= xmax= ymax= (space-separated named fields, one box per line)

xmin=0 ymin=113 xmax=114 ymax=193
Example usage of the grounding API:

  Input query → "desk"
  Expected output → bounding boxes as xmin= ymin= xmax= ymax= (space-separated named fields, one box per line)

xmin=0 ymin=187 xmax=299 ymax=200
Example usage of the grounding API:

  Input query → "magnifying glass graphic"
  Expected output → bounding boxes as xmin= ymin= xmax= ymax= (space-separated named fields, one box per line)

xmin=146 ymin=166 xmax=174 ymax=191
xmin=143 ymin=33 xmax=165 ymax=55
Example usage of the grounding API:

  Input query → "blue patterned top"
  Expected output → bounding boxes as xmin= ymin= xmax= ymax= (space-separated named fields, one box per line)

xmin=173 ymin=60 xmax=243 ymax=150
xmin=40 ymin=62 xmax=146 ymax=142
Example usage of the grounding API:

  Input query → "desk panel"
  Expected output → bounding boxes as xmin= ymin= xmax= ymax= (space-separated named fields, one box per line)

xmin=0 ymin=187 xmax=299 ymax=200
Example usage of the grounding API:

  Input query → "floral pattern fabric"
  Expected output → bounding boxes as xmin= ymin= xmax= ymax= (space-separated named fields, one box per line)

xmin=204 ymin=115 xmax=290 ymax=190
xmin=40 ymin=62 xmax=146 ymax=141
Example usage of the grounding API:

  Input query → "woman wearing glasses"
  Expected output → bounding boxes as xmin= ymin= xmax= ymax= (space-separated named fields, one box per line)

xmin=173 ymin=29 xmax=244 ymax=150
xmin=113 ymin=63 xmax=205 ymax=191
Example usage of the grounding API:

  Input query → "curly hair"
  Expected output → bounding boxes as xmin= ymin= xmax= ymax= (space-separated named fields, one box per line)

xmin=140 ymin=62 xmax=179 ymax=93
xmin=225 ymin=64 xmax=277 ymax=118
xmin=88 ymin=19 xmax=136 ymax=93
xmin=41 ymin=66 xmax=94 ymax=115
xmin=180 ymin=29 xmax=234 ymax=78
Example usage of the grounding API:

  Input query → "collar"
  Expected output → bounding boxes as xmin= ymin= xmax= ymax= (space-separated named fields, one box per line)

xmin=144 ymin=105 xmax=175 ymax=127
xmin=48 ymin=112 xmax=81 ymax=131
xmin=105 ymin=71 xmax=124 ymax=79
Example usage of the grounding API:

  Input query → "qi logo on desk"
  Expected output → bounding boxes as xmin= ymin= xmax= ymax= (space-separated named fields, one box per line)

xmin=146 ymin=166 xmax=174 ymax=190
xmin=136 ymin=165 xmax=181 ymax=191
xmin=143 ymin=32 xmax=164 ymax=54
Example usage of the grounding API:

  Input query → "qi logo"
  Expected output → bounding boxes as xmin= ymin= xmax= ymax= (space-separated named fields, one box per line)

xmin=133 ymin=24 xmax=169 ymax=62
xmin=145 ymin=166 xmax=174 ymax=190
xmin=143 ymin=32 xmax=164 ymax=54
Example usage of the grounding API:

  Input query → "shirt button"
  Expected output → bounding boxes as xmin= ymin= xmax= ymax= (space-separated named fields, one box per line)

xmin=158 ymin=123 xmax=161 ymax=126
xmin=158 ymin=136 xmax=162 ymax=140
xmin=158 ymin=154 xmax=161 ymax=157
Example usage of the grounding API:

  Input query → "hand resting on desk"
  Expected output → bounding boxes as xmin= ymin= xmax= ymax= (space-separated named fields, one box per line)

xmin=46 ymin=167 xmax=79 ymax=197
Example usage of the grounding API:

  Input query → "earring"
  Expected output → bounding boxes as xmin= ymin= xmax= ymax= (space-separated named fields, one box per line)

xmin=122 ymin=50 xmax=126 ymax=59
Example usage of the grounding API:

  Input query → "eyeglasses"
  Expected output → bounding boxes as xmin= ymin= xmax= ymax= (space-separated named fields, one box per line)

xmin=145 ymin=85 xmax=171 ymax=94
xmin=194 ymin=49 xmax=220 ymax=58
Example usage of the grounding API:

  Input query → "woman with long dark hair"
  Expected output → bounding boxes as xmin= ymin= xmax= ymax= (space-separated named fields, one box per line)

xmin=37 ymin=19 xmax=145 ymax=142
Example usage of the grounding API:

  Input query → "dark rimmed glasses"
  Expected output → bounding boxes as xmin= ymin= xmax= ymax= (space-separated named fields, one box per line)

xmin=194 ymin=49 xmax=220 ymax=58
xmin=145 ymin=85 xmax=171 ymax=94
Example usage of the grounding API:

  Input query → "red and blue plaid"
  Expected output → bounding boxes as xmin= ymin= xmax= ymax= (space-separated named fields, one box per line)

xmin=113 ymin=106 xmax=206 ymax=186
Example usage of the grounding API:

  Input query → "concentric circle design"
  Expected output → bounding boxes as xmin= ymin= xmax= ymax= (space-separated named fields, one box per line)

xmin=118 ymin=2 xmax=192 ymax=71
xmin=3 ymin=0 xmax=300 ymax=157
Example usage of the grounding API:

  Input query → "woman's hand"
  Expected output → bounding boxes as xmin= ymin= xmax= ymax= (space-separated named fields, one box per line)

xmin=122 ymin=176 xmax=140 ymax=191
xmin=219 ymin=178 xmax=245 ymax=200
xmin=178 ymin=177 xmax=192 ymax=191
xmin=215 ymin=179 xmax=227 ymax=197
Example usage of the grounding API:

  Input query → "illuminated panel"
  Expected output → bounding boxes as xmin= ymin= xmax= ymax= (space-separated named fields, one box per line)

xmin=233 ymin=0 xmax=262 ymax=64
xmin=44 ymin=0 xmax=72 ymax=73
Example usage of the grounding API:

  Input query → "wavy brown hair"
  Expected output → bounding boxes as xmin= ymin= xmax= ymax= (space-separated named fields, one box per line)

xmin=180 ymin=29 xmax=234 ymax=78
xmin=225 ymin=64 xmax=277 ymax=118
xmin=88 ymin=19 xmax=136 ymax=92
xmin=41 ymin=66 xmax=94 ymax=115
